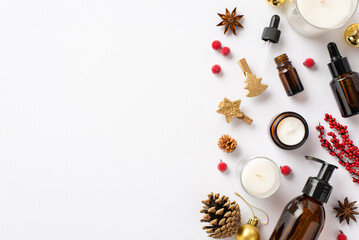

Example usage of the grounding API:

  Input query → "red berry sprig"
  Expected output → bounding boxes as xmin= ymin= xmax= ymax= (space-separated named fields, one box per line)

xmin=316 ymin=113 xmax=359 ymax=184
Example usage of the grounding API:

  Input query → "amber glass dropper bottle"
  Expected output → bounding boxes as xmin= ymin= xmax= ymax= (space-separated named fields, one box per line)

xmin=327 ymin=42 xmax=359 ymax=118
xmin=274 ymin=54 xmax=304 ymax=96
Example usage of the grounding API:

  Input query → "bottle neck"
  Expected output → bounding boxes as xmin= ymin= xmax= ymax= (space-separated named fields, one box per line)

xmin=275 ymin=54 xmax=292 ymax=69
xmin=303 ymin=194 xmax=324 ymax=205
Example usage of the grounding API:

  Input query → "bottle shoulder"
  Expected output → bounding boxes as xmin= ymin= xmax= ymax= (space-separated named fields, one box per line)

xmin=330 ymin=72 xmax=359 ymax=82
xmin=286 ymin=195 xmax=325 ymax=212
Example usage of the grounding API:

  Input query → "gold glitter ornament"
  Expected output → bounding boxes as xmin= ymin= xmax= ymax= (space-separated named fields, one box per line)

xmin=236 ymin=217 xmax=260 ymax=240
xmin=266 ymin=0 xmax=286 ymax=7
xmin=217 ymin=98 xmax=253 ymax=125
xmin=234 ymin=193 xmax=269 ymax=240
xmin=345 ymin=24 xmax=359 ymax=47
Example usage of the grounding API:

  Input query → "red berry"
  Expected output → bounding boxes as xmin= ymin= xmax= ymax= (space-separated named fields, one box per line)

xmin=337 ymin=231 xmax=347 ymax=240
xmin=303 ymin=58 xmax=315 ymax=68
xmin=212 ymin=65 xmax=221 ymax=74
xmin=212 ymin=40 xmax=222 ymax=50
xmin=217 ymin=160 xmax=227 ymax=173
xmin=221 ymin=46 xmax=231 ymax=56
xmin=280 ymin=165 xmax=292 ymax=176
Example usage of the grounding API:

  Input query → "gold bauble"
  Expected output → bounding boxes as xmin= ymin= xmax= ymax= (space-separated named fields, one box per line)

xmin=236 ymin=217 xmax=261 ymax=240
xmin=266 ymin=0 xmax=286 ymax=7
xmin=344 ymin=24 xmax=359 ymax=47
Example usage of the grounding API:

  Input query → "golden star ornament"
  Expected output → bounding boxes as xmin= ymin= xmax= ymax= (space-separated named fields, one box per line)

xmin=216 ymin=98 xmax=243 ymax=123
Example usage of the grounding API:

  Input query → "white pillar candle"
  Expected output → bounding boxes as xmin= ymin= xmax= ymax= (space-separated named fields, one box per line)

xmin=297 ymin=0 xmax=352 ymax=29
xmin=277 ymin=117 xmax=305 ymax=146
xmin=285 ymin=0 xmax=358 ymax=36
xmin=240 ymin=157 xmax=280 ymax=198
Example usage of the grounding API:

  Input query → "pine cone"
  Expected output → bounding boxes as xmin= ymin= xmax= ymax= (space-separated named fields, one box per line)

xmin=200 ymin=193 xmax=241 ymax=239
xmin=218 ymin=135 xmax=237 ymax=153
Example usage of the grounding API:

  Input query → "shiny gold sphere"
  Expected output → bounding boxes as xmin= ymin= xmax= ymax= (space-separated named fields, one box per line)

xmin=236 ymin=224 xmax=260 ymax=240
xmin=266 ymin=0 xmax=287 ymax=7
xmin=345 ymin=24 xmax=359 ymax=47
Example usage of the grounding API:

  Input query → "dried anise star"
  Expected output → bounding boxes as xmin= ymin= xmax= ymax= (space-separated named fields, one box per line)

xmin=217 ymin=8 xmax=244 ymax=35
xmin=334 ymin=197 xmax=359 ymax=225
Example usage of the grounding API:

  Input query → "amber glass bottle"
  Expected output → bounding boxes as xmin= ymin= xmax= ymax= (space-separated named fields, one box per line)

xmin=327 ymin=42 xmax=359 ymax=118
xmin=270 ymin=156 xmax=338 ymax=240
xmin=274 ymin=54 xmax=304 ymax=96
xmin=269 ymin=195 xmax=324 ymax=240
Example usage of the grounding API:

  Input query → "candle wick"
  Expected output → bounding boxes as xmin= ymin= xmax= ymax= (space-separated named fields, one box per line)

xmin=256 ymin=173 xmax=262 ymax=178
xmin=320 ymin=0 xmax=325 ymax=3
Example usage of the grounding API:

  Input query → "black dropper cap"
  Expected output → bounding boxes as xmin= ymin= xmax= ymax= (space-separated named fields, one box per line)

xmin=302 ymin=156 xmax=338 ymax=204
xmin=262 ymin=15 xmax=281 ymax=43
xmin=327 ymin=42 xmax=352 ymax=78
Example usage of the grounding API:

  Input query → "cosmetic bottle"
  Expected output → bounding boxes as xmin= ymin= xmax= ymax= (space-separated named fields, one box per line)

xmin=274 ymin=54 xmax=304 ymax=96
xmin=327 ymin=42 xmax=359 ymax=118
xmin=269 ymin=156 xmax=338 ymax=240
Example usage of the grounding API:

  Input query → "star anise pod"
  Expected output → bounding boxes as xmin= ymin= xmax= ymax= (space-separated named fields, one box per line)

xmin=334 ymin=197 xmax=359 ymax=225
xmin=217 ymin=8 xmax=244 ymax=35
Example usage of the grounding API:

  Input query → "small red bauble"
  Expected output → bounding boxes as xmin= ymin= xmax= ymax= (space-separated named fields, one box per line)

xmin=337 ymin=231 xmax=347 ymax=240
xmin=212 ymin=40 xmax=222 ymax=50
xmin=217 ymin=160 xmax=227 ymax=173
xmin=280 ymin=165 xmax=292 ymax=176
xmin=212 ymin=64 xmax=221 ymax=74
xmin=221 ymin=46 xmax=231 ymax=56
xmin=303 ymin=58 xmax=315 ymax=68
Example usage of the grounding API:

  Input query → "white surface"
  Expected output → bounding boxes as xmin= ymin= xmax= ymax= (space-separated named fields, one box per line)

xmin=240 ymin=157 xmax=281 ymax=198
xmin=277 ymin=116 xmax=305 ymax=145
xmin=0 ymin=1 xmax=358 ymax=239
xmin=297 ymin=0 xmax=352 ymax=28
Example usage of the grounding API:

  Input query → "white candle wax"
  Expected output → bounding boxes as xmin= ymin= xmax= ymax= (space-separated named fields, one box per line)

xmin=277 ymin=117 xmax=305 ymax=146
xmin=241 ymin=157 xmax=280 ymax=198
xmin=297 ymin=0 xmax=352 ymax=28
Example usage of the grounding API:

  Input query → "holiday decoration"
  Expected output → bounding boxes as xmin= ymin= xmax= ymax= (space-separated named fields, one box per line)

xmin=217 ymin=98 xmax=253 ymax=125
xmin=200 ymin=193 xmax=241 ymax=238
xmin=217 ymin=8 xmax=244 ymax=35
xmin=303 ymin=58 xmax=315 ymax=68
xmin=217 ymin=160 xmax=228 ymax=173
xmin=212 ymin=40 xmax=222 ymax=50
xmin=345 ymin=24 xmax=359 ymax=47
xmin=212 ymin=65 xmax=222 ymax=74
xmin=238 ymin=58 xmax=267 ymax=97
xmin=316 ymin=114 xmax=359 ymax=183
xmin=221 ymin=47 xmax=230 ymax=56
xmin=266 ymin=0 xmax=286 ymax=7
xmin=280 ymin=165 xmax=292 ymax=176
xmin=334 ymin=197 xmax=359 ymax=225
xmin=337 ymin=231 xmax=347 ymax=240
xmin=234 ymin=193 xmax=269 ymax=240
xmin=218 ymin=135 xmax=237 ymax=153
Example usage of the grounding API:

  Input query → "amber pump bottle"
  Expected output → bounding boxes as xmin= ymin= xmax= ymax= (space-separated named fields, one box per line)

xmin=274 ymin=54 xmax=304 ymax=96
xmin=327 ymin=42 xmax=359 ymax=118
xmin=269 ymin=156 xmax=338 ymax=240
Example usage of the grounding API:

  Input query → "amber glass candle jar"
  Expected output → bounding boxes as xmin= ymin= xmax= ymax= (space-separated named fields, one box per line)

xmin=274 ymin=54 xmax=304 ymax=96
xmin=269 ymin=112 xmax=309 ymax=150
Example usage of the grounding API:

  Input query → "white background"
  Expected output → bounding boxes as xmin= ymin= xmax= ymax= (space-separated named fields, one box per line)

xmin=0 ymin=0 xmax=358 ymax=239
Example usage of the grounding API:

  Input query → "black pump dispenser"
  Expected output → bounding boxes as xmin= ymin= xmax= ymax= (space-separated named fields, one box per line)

xmin=262 ymin=15 xmax=281 ymax=43
xmin=302 ymin=156 xmax=338 ymax=203
xmin=327 ymin=42 xmax=352 ymax=78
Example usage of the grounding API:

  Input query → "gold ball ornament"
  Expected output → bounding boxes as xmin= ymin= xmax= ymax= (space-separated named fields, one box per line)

xmin=266 ymin=0 xmax=286 ymax=7
xmin=236 ymin=217 xmax=261 ymax=240
xmin=345 ymin=24 xmax=359 ymax=47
